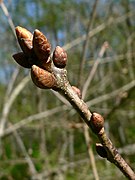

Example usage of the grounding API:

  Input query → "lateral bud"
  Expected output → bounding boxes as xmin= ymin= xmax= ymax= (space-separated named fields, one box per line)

xmin=90 ymin=112 xmax=104 ymax=133
xmin=96 ymin=143 xmax=107 ymax=158
xmin=72 ymin=86 xmax=82 ymax=99
xmin=13 ymin=52 xmax=32 ymax=68
xmin=53 ymin=46 xmax=67 ymax=68
xmin=31 ymin=65 xmax=56 ymax=89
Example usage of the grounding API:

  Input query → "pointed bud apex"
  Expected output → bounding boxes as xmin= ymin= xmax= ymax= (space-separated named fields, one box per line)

xmin=96 ymin=143 xmax=107 ymax=158
xmin=72 ymin=86 xmax=82 ymax=98
xmin=31 ymin=65 xmax=56 ymax=89
xmin=33 ymin=29 xmax=51 ymax=64
xmin=90 ymin=113 xmax=104 ymax=133
xmin=53 ymin=46 xmax=67 ymax=68
xmin=13 ymin=52 xmax=32 ymax=68
xmin=15 ymin=26 xmax=33 ymax=57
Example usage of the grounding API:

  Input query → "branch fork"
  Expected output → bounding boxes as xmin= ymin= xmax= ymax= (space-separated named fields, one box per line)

xmin=13 ymin=26 xmax=135 ymax=179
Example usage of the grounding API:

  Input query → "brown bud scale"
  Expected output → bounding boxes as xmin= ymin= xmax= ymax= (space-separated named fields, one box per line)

xmin=15 ymin=26 xmax=33 ymax=56
xmin=31 ymin=65 xmax=56 ymax=89
xmin=33 ymin=29 xmax=51 ymax=63
xmin=53 ymin=46 xmax=67 ymax=68
xmin=13 ymin=52 xmax=32 ymax=68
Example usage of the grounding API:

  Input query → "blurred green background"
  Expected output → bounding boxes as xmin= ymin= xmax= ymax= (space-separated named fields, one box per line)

xmin=0 ymin=0 xmax=135 ymax=179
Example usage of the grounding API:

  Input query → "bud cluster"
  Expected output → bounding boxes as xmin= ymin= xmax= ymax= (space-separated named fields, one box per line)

xmin=13 ymin=26 xmax=68 ymax=89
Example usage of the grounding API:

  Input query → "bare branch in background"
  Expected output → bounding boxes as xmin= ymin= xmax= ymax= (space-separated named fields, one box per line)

xmin=0 ymin=76 xmax=30 ymax=136
xmin=0 ymin=1 xmax=16 ymax=37
xmin=12 ymin=126 xmax=37 ymax=177
xmin=87 ymin=80 xmax=135 ymax=107
xmin=83 ymin=124 xmax=99 ymax=180
xmin=1 ymin=105 xmax=69 ymax=137
xmin=63 ymin=11 xmax=134 ymax=51
xmin=82 ymin=41 xmax=109 ymax=99
xmin=78 ymin=0 xmax=99 ymax=88
xmin=127 ymin=33 xmax=135 ymax=80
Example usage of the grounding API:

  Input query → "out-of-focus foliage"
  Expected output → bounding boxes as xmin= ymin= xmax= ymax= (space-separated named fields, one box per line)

xmin=0 ymin=0 xmax=135 ymax=179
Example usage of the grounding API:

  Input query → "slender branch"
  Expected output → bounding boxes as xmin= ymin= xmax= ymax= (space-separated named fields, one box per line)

xmin=0 ymin=1 xmax=16 ymax=37
xmin=82 ymin=42 xmax=109 ymax=99
xmin=37 ymin=89 xmax=50 ymax=172
xmin=12 ymin=125 xmax=37 ymax=176
xmin=4 ymin=67 xmax=20 ymax=99
xmin=0 ymin=76 xmax=30 ymax=136
xmin=87 ymin=80 xmax=135 ymax=107
xmin=87 ymin=52 xmax=135 ymax=66
xmin=78 ymin=0 xmax=99 ymax=88
xmin=58 ymin=131 xmax=68 ymax=163
xmin=84 ymin=125 xmax=99 ymax=180
xmin=1 ymin=105 xmax=69 ymax=137
xmin=127 ymin=33 xmax=135 ymax=80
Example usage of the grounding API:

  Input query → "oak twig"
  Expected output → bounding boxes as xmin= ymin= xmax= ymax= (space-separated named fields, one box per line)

xmin=12 ymin=26 xmax=135 ymax=179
